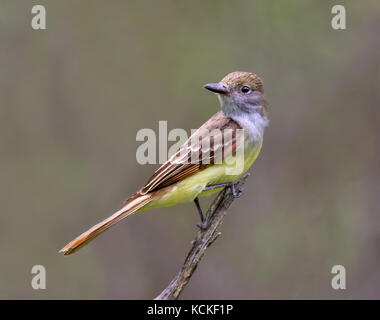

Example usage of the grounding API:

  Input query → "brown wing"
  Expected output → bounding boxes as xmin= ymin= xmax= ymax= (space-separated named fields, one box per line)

xmin=139 ymin=112 xmax=242 ymax=195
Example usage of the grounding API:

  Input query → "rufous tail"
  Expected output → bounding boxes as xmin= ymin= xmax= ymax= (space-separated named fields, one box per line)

xmin=59 ymin=194 xmax=152 ymax=255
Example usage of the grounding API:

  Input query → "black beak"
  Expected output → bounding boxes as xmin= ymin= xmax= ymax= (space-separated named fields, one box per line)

xmin=203 ymin=83 xmax=229 ymax=94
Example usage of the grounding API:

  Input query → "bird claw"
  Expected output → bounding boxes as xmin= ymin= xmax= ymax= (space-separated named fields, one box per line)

xmin=231 ymin=183 xmax=243 ymax=198
xmin=233 ymin=188 xmax=243 ymax=198
xmin=196 ymin=221 xmax=209 ymax=230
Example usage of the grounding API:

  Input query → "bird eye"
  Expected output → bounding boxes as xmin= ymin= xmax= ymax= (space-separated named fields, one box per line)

xmin=241 ymin=86 xmax=251 ymax=94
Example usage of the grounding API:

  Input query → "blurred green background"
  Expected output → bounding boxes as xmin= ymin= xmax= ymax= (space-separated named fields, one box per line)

xmin=1 ymin=0 xmax=379 ymax=299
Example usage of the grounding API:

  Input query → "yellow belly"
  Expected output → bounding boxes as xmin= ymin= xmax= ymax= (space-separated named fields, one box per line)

xmin=138 ymin=138 xmax=262 ymax=212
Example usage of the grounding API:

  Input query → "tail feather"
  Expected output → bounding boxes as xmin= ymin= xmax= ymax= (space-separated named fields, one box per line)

xmin=59 ymin=194 xmax=151 ymax=255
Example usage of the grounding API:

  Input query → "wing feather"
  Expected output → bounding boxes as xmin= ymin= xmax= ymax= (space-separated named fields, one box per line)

xmin=139 ymin=112 xmax=242 ymax=194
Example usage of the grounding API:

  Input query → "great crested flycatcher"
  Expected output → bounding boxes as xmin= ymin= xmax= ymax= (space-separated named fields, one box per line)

xmin=60 ymin=71 xmax=269 ymax=255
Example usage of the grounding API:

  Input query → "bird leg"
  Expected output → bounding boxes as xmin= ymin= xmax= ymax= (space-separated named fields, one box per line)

xmin=194 ymin=180 xmax=244 ymax=230
xmin=194 ymin=197 xmax=208 ymax=230
xmin=204 ymin=181 xmax=243 ymax=198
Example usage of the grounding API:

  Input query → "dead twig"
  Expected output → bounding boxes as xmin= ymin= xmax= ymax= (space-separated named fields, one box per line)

xmin=155 ymin=173 xmax=250 ymax=300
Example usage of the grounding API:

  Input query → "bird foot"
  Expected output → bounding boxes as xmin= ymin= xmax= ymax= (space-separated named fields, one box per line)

xmin=196 ymin=221 xmax=209 ymax=230
xmin=231 ymin=182 xmax=243 ymax=198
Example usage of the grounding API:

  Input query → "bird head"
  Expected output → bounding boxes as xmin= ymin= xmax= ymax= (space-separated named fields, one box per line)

xmin=204 ymin=71 xmax=268 ymax=119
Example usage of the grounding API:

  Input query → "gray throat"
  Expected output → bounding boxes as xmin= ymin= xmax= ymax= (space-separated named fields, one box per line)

xmin=218 ymin=95 xmax=269 ymax=142
xmin=233 ymin=112 xmax=269 ymax=142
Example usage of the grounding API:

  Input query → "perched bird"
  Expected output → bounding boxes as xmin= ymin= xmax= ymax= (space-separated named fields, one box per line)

xmin=60 ymin=71 xmax=269 ymax=255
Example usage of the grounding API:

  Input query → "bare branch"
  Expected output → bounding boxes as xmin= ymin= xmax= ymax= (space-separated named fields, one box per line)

xmin=154 ymin=173 xmax=250 ymax=300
